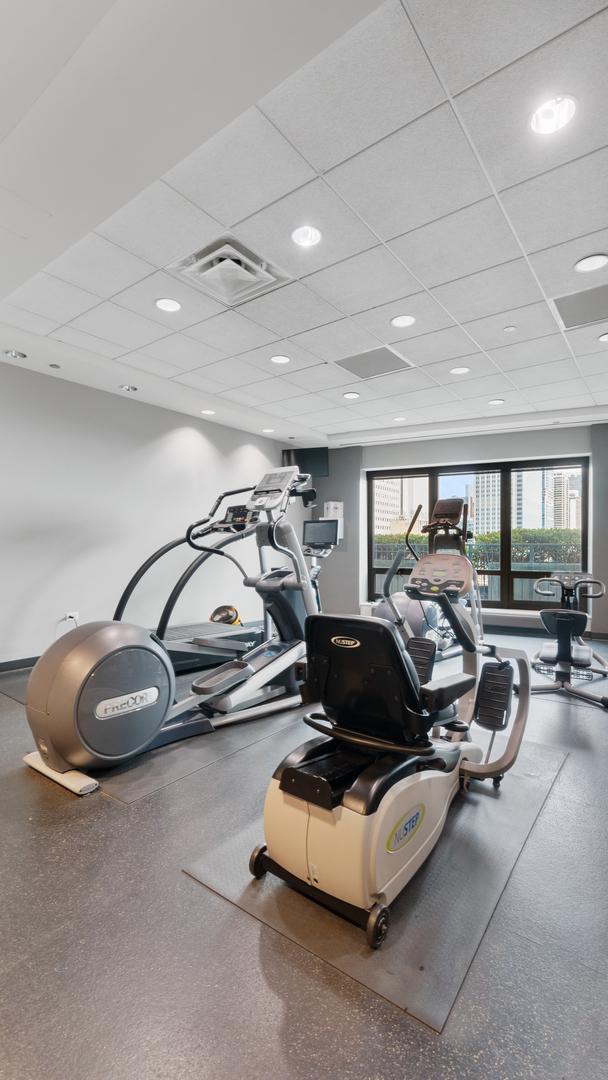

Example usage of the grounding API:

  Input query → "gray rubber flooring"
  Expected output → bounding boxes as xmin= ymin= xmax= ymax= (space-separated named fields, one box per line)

xmin=1 ymin=633 xmax=608 ymax=1079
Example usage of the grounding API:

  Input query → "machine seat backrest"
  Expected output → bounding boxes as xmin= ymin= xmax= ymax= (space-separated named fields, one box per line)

xmin=540 ymin=609 xmax=587 ymax=637
xmin=304 ymin=614 xmax=433 ymax=746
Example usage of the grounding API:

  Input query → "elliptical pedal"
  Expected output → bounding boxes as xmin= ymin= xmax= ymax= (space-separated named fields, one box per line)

xmin=405 ymin=636 xmax=437 ymax=684
xmin=474 ymin=660 xmax=514 ymax=732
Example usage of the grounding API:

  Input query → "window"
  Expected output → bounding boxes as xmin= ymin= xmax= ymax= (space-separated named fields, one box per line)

xmin=368 ymin=457 xmax=588 ymax=609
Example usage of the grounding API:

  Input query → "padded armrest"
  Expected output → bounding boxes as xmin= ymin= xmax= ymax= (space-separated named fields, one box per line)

xmin=420 ymin=673 xmax=477 ymax=711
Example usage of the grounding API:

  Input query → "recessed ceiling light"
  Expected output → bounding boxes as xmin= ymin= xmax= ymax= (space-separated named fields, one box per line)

xmin=450 ymin=366 xmax=471 ymax=375
xmin=155 ymin=297 xmax=182 ymax=312
xmin=201 ymin=409 xmax=215 ymax=415
xmin=488 ymin=398 xmax=505 ymax=406
xmin=291 ymin=225 xmax=322 ymax=248
xmin=343 ymin=391 xmax=360 ymax=400
xmin=390 ymin=314 xmax=416 ymax=329
xmin=530 ymin=96 xmax=576 ymax=135
xmin=598 ymin=332 xmax=608 ymax=343
xmin=574 ymin=254 xmax=608 ymax=273
xmin=271 ymin=354 xmax=291 ymax=365
xmin=3 ymin=349 xmax=27 ymax=359
xmin=393 ymin=416 xmax=406 ymax=422
xmin=503 ymin=325 xmax=517 ymax=334
xmin=49 ymin=363 xmax=61 ymax=369
xmin=120 ymin=384 xmax=138 ymax=392
xmin=262 ymin=428 xmax=275 ymax=433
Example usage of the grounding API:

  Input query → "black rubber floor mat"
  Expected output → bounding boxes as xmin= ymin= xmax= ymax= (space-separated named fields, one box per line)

xmin=185 ymin=741 xmax=565 ymax=1031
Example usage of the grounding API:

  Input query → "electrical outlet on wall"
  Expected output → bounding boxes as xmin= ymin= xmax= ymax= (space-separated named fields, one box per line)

xmin=63 ymin=612 xmax=79 ymax=623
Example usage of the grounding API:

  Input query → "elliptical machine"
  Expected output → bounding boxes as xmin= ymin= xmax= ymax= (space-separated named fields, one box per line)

xmin=374 ymin=499 xmax=484 ymax=664
xmin=250 ymin=581 xmax=530 ymax=947
xmin=24 ymin=467 xmax=334 ymax=794
xmin=529 ymin=572 xmax=608 ymax=709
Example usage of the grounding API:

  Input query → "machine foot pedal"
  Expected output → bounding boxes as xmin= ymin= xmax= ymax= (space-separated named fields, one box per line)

xmin=474 ymin=661 xmax=514 ymax=731
xmin=406 ymin=637 xmax=436 ymax=683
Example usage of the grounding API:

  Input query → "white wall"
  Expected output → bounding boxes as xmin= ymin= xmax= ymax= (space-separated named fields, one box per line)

xmin=361 ymin=427 xmax=591 ymax=470
xmin=0 ymin=364 xmax=297 ymax=663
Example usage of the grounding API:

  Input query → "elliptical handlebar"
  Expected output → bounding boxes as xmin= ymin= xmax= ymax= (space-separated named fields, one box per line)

xmin=534 ymin=577 xmax=562 ymax=599
xmin=534 ymin=574 xmax=606 ymax=603
xmin=207 ymin=485 xmax=256 ymax=519
xmin=405 ymin=504 xmax=423 ymax=563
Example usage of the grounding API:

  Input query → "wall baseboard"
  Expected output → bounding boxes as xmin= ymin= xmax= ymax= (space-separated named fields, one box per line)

xmin=0 ymin=657 xmax=37 ymax=673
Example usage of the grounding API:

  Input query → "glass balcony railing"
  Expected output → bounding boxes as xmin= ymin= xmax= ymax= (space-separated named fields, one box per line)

xmin=372 ymin=538 xmax=582 ymax=573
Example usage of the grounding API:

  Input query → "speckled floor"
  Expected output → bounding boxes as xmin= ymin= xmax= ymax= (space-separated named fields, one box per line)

xmin=1 ymin=633 xmax=607 ymax=1080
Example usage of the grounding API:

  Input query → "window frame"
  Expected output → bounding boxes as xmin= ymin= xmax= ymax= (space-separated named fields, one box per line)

xmin=367 ymin=456 xmax=589 ymax=609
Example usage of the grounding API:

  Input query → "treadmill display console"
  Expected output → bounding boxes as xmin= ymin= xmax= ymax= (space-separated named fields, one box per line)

xmin=408 ymin=553 xmax=474 ymax=597
xmin=222 ymin=505 xmax=259 ymax=529
xmin=251 ymin=466 xmax=300 ymax=510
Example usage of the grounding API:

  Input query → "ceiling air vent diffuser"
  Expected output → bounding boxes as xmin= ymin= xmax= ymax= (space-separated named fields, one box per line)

xmin=166 ymin=237 xmax=289 ymax=305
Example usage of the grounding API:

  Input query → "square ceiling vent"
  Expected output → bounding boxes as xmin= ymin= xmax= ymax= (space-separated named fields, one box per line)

xmin=166 ymin=236 xmax=290 ymax=305
xmin=553 ymin=283 xmax=608 ymax=328
xmin=335 ymin=346 xmax=412 ymax=379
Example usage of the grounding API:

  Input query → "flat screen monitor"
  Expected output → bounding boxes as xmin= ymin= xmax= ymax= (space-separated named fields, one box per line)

xmin=303 ymin=518 xmax=339 ymax=548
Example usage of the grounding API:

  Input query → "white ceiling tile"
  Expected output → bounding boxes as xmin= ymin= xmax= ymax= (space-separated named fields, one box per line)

xmin=520 ymin=378 xmax=587 ymax=404
xmin=406 ymin=0 xmax=605 ymax=91
xmin=456 ymin=12 xmax=608 ymax=190
xmin=231 ymin=339 xmax=319 ymax=377
xmin=418 ymin=399 xmax=479 ymax=420
xmin=500 ymin=148 xmax=608 ymax=251
xmin=343 ymin=398 xmax=397 ymax=418
xmin=220 ymin=378 xmax=307 ymax=407
xmin=113 ymin=270 xmax=224 ymax=329
xmin=303 ymin=247 xmax=420 ymax=316
xmin=282 ymin=393 xmax=336 ymax=416
xmin=489 ymin=334 xmax=571 ymax=371
xmin=96 ymin=181 xmax=222 ymax=267
xmin=536 ymin=393 xmax=595 ymax=411
xmin=583 ymin=371 xmax=608 ymax=393
xmin=233 ymin=178 xmax=376 ymax=278
xmin=396 ymin=324 xmax=478 ymax=365
xmin=328 ymin=104 xmax=490 ymax=240
xmin=45 ymin=234 xmax=152 ymax=298
xmin=290 ymin=318 xmax=378 ymax=362
xmin=508 ymin=358 xmax=581 ymax=388
xmin=352 ymin=291 xmax=453 ymax=343
xmin=141 ymin=333 xmax=226 ymax=370
xmin=259 ymin=400 xmax=300 ymax=418
xmin=239 ymin=282 xmax=339 ymax=337
xmin=463 ymin=301 xmax=559 ymax=349
xmin=184 ymin=309 xmax=277 ymax=353
xmin=279 ymin=363 xmax=353 ymax=392
xmin=566 ymin=322 xmax=608 ymax=357
xmin=200 ymin=356 xmax=271 ymax=390
xmin=171 ymin=371 xmax=230 ymax=395
xmin=528 ymin=229 xmax=608 ymax=298
xmin=68 ymin=302 xmax=169 ymax=349
xmin=305 ymin=406 xmax=357 ymax=426
xmin=388 ymin=198 xmax=521 ymax=288
xmin=321 ymin=366 xmax=432 ymax=404
xmin=391 ymin=385 xmax=460 ymax=409
xmin=260 ymin=0 xmax=444 ymax=171
xmin=455 ymin=372 xmax=514 ymax=399
xmin=577 ymin=351 xmax=608 ymax=376
xmin=164 ymin=107 xmax=314 ymax=226
xmin=421 ymin=353 xmax=498 ymax=383
xmin=120 ymin=353 xmax=185 ymax=379
xmin=591 ymin=390 xmax=608 ymax=406
xmin=49 ymin=326 xmax=126 ymax=359
xmin=7 ymin=272 xmax=99 ymax=323
xmin=432 ymin=260 xmax=543 ymax=323
xmin=0 ymin=301 xmax=60 ymax=335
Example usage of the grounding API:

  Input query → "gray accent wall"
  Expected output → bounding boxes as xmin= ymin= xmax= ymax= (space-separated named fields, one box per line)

xmin=314 ymin=424 xmax=608 ymax=634
xmin=0 ymin=364 xmax=296 ymax=663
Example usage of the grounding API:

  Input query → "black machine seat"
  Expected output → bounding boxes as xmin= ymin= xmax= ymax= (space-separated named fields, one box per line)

xmin=303 ymin=614 xmax=476 ymax=753
xmin=538 ymin=609 xmax=591 ymax=668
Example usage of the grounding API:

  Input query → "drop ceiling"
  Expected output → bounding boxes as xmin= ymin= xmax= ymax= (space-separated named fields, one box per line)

xmin=2 ymin=0 xmax=608 ymax=448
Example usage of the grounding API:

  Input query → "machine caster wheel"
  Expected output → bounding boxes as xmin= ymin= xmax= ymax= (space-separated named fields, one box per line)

xmin=492 ymin=775 xmax=503 ymax=790
xmin=249 ymin=844 xmax=268 ymax=879
xmin=366 ymin=903 xmax=390 ymax=949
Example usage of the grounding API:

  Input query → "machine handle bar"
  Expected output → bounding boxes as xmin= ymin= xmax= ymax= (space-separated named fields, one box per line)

xmin=405 ymin=504 xmax=423 ymax=563
xmin=304 ymin=713 xmax=435 ymax=756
